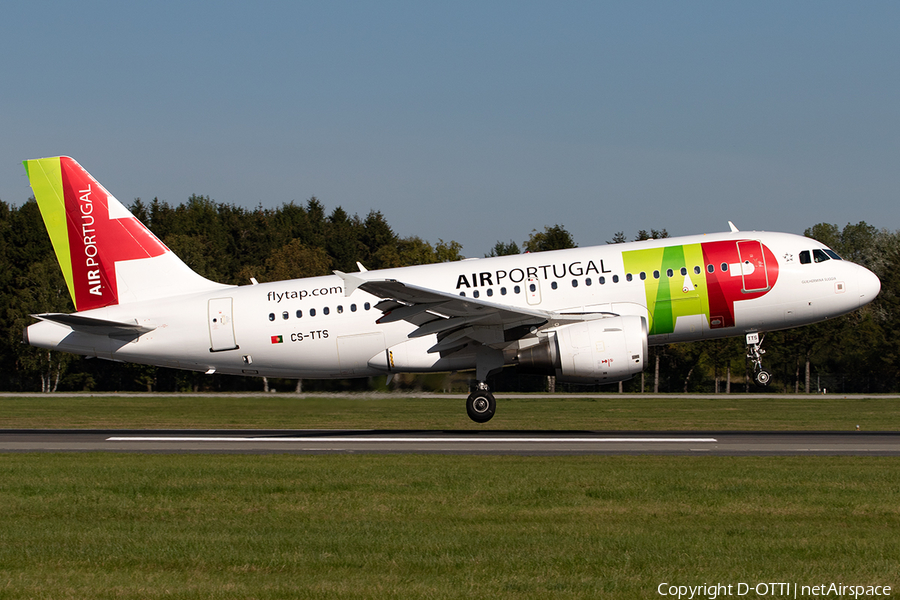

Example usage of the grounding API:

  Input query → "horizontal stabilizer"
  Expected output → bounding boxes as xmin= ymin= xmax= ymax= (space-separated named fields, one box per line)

xmin=33 ymin=313 xmax=155 ymax=338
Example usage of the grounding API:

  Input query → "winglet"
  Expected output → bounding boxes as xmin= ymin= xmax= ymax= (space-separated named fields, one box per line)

xmin=334 ymin=270 xmax=367 ymax=296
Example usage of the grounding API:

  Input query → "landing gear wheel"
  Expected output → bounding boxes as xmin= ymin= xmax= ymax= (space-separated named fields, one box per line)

xmin=755 ymin=370 xmax=771 ymax=385
xmin=466 ymin=391 xmax=496 ymax=423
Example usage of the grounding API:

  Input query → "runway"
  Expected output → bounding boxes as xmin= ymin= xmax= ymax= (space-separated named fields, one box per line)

xmin=1 ymin=430 xmax=899 ymax=455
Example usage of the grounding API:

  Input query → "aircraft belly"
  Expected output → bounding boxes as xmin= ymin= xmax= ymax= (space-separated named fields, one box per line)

xmin=337 ymin=332 xmax=386 ymax=376
xmin=782 ymin=300 xmax=819 ymax=328
xmin=732 ymin=301 xmax=783 ymax=331
xmin=666 ymin=313 xmax=705 ymax=342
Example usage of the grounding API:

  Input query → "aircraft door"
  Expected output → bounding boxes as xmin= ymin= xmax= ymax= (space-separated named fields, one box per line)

xmin=525 ymin=276 xmax=542 ymax=305
xmin=736 ymin=241 xmax=771 ymax=293
xmin=208 ymin=297 xmax=239 ymax=352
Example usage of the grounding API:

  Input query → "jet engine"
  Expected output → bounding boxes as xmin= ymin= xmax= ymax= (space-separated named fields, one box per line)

xmin=515 ymin=315 xmax=647 ymax=383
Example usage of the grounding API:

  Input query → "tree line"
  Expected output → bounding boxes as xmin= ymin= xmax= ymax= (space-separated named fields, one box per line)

xmin=1 ymin=194 xmax=896 ymax=393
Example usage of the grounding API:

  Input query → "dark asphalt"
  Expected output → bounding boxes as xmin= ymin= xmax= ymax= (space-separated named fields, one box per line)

xmin=1 ymin=429 xmax=898 ymax=455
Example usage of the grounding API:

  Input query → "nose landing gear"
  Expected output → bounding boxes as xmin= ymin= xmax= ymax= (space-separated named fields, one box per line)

xmin=746 ymin=332 xmax=771 ymax=385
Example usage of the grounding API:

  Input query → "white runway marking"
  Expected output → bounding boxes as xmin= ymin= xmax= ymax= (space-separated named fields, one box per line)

xmin=107 ymin=436 xmax=718 ymax=443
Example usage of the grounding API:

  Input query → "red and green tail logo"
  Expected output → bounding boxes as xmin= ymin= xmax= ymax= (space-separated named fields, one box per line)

xmin=23 ymin=156 xmax=169 ymax=311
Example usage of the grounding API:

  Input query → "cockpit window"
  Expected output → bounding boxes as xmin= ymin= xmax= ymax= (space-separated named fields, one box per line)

xmin=813 ymin=249 xmax=830 ymax=263
xmin=824 ymin=249 xmax=843 ymax=260
xmin=799 ymin=250 xmax=811 ymax=264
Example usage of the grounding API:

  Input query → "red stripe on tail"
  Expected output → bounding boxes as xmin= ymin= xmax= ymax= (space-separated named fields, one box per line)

xmin=59 ymin=157 xmax=168 ymax=311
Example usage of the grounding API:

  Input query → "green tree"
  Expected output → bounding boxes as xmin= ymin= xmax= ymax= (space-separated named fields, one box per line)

xmin=523 ymin=224 xmax=576 ymax=252
xmin=486 ymin=240 xmax=520 ymax=257
xmin=371 ymin=237 xmax=463 ymax=269
xmin=635 ymin=229 xmax=668 ymax=241
xmin=162 ymin=234 xmax=224 ymax=282
xmin=6 ymin=258 xmax=75 ymax=391
xmin=325 ymin=206 xmax=364 ymax=273
xmin=264 ymin=239 xmax=333 ymax=281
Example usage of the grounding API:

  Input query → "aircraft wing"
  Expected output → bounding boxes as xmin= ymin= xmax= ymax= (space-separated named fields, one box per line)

xmin=335 ymin=272 xmax=612 ymax=353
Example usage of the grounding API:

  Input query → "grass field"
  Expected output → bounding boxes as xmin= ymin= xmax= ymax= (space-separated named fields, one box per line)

xmin=1 ymin=393 xmax=899 ymax=430
xmin=1 ymin=454 xmax=898 ymax=599
xmin=1 ymin=394 xmax=898 ymax=598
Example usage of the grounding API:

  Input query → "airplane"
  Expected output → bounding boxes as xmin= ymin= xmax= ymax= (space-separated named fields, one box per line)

xmin=22 ymin=156 xmax=881 ymax=422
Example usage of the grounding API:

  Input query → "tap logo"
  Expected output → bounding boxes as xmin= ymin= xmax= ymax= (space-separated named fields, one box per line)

xmin=26 ymin=157 xmax=169 ymax=311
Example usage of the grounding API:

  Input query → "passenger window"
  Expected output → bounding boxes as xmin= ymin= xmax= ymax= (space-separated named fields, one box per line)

xmin=799 ymin=250 xmax=811 ymax=264
xmin=514 ymin=285 xmax=521 ymax=294
xmin=473 ymin=290 xmax=480 ymax=298
xmin=721 ymin=263 xmax=728 ymax=272
xmin=487 ymin=288 xmax=493 ymax=297
xmin=571 ymin=279 xmax=578 ymax=288
xmin=626 ymin=274 xmax=633 ymax=282
xmin=529 ymin=283 xmax=536 ymax=292
xmin=501 ymin=287 xmax=507 ymax=295
xmin=296 ymin=310 xmax=303 ymax=318
xmin=694 ymin=266 xmax=701 ymax=275
xmin=323 ymin=307 xmax=330 ymax=315
xmin=282 ymin=311 xmax=289 ymax=320
xmin=667 ymin=269 xmax=673 ymax=277
xmin=585 ymin=278 xmax=592 ymax=286
xmin=612 ymin=275 xmax=619 ymax=283
xmin=459 ymin=291 xmax=466 ymax=297
xmin=337 ymin=305 xmax=343 ymax=314
xmin=640 ymin=272 xmax=646 ymax=280
xmin=599 ymin=277 xmax=605 ymax=285
xmin=550 ymin=282 xmax=558 ymax=290
xmin=310 ymin=308 xmax=316 ymax=317
xmin=681 ymin=267 xmax=687 ymax=276
xmin=653 ymin=270 xmax=660 ymax=279
xmin=351 ymin=304 xmax=357 ymax=312
xmin=364 ymin=302 xmax=371 ymax=310
xmin=813 ymin=249 xmax=830 ymax=263
xmin=268 ymin=313 xmax=275 ymax=321
xmin=707 ymin=264 xmax=714 ymax=273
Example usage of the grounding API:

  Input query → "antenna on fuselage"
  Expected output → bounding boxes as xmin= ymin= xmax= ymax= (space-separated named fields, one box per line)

xmin=728 ymin=221 xmax=739 ymax=233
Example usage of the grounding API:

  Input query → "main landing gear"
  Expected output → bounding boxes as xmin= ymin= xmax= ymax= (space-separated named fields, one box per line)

xmin=746 ymin=332 xmax=771 ymax=385
xmin=466 ymin=345 xmax=503 ymax=423
xmin=466 ymin=381 xmax=496 ymax=423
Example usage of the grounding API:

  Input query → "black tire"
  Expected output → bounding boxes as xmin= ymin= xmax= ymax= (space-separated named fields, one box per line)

xmin=756 ymin=370 xmax=771 ymax=385
xmin=466 ymin=391 xmax=496 ymax=423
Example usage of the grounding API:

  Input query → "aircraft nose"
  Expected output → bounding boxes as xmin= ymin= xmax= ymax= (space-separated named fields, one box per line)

xmin=857 ymin=266 xmax=881 ymax=308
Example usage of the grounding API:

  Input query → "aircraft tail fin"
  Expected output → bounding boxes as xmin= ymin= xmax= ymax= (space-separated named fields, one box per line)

xmin=23 ymin=156 xmax=229 ymax=311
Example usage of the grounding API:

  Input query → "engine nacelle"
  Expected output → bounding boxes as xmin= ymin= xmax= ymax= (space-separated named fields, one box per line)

xmin=516 ymin=316 xmax=648 ymax=383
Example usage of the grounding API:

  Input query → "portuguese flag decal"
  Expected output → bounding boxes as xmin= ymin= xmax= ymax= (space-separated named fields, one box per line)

xmin=271 ymin=335 xmax=283 ymax=344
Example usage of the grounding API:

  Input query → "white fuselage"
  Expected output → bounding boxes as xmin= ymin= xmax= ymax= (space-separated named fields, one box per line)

xmin=26 ymin=230 xmax=880 ymax=379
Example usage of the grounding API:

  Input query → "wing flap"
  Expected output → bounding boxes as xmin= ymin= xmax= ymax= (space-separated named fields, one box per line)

xmin=376 ymin=302 xmax=448 ymax=324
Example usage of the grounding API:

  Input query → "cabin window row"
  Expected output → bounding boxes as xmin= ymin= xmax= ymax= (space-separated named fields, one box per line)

xmin=269 ymin=302 xmax=372 ymax=321
xmin=458 ymin=265 xmax=720 ymax=298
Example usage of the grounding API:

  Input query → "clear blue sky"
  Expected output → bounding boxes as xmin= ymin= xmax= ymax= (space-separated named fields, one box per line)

xmin=3 ymin=1 xmax=898 ymax=256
